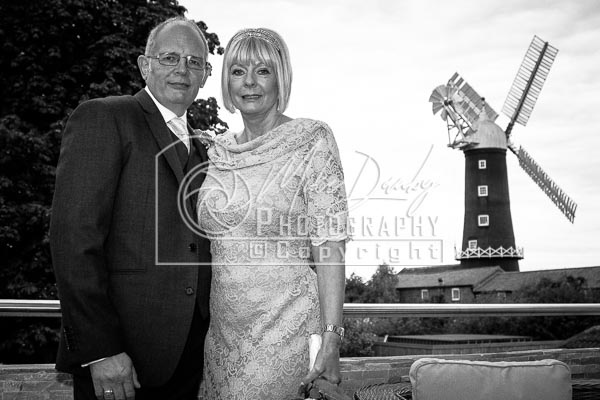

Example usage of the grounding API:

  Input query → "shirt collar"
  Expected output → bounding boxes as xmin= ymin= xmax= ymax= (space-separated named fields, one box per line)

xmin=144 ymin=87 xmax=188 ymax=126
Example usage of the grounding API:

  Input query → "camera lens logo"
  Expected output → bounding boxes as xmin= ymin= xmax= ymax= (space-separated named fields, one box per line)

xmin=179 ymin=163 xmax=252 ymax=239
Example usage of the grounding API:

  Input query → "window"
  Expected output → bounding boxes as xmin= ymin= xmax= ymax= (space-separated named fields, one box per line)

xmin=478 ymin=214 xmax=489 ymax=227
xmin=478 ymin=185 xmax=488 ymax=197
xmin=451 ymin=288 xmax=460 ymax=301
xmin=468 ymin=240 xmax=478 ymax=249
xmin=421 ymin=289 xmax=429 ymax=300
xmin=478 ymin=160 xmax=487 ymax=169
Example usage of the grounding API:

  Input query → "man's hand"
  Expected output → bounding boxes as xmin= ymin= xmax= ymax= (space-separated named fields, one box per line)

xmin=90 ymin=352 xmax=140 ymax=400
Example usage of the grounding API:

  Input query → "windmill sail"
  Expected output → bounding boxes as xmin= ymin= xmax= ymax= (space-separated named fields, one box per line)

xmin=517 ymin=146 xmax=577 ymax=222
xmin=448 ymin=72 xmax=499 ymax=126
xmin=502 ymin=36 xmax=558 ymax=135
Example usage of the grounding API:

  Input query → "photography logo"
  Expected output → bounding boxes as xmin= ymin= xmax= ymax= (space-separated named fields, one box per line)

xmin=345 ymin=146 xmax=442 ymax=266
xmin=157 ymin=141 xmax=442 ymax=267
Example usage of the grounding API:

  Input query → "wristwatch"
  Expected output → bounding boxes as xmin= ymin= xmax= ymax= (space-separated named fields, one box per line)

xmin=323 ymin=324 xmax=345 ymax=340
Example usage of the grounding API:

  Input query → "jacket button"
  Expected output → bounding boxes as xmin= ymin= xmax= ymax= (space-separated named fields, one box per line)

xmin=189 ymin=243 xmax=197 ymax=252
xmin=185 ymin=287 xmax=195 ymax=295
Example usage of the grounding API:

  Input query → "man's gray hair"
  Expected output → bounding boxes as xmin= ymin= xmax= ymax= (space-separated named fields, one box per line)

xmin=144 ymin=16 xmax=209 ymax=56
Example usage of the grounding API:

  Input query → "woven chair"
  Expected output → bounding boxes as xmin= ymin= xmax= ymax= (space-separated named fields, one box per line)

xmin=353 ymin=382 xmax=412 ymax=400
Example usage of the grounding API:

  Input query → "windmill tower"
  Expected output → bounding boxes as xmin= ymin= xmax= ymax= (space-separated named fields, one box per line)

xmin=429 ymin=36 xmax=577 ymax=272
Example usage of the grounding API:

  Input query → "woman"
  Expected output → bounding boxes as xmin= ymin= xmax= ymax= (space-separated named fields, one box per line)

xmin=197 ymin=28 xmax=349 ymax=399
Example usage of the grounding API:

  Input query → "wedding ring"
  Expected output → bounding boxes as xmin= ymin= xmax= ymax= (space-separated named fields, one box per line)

xmin=103 ymin=388 xmax=115 ymax=399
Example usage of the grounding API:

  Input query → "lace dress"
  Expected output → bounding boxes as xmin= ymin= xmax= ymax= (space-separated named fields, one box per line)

xmin=197 ymin=118 xmax=349 ymax=399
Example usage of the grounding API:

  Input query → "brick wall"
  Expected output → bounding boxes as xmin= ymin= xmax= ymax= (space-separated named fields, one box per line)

xmin=397 ymin=287 xmax=424 ymax=303
xmin=0 ymin=365 xmax=72 ymax=399
xmin=2 ymin=348 xmax=599 ymax=398
xmin=397 ymin=286 xmax=476 ymax=303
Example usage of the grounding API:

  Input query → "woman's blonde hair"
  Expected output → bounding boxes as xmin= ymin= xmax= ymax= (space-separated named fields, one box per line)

xmin=221 ymin=28 xmax=292 ymax=113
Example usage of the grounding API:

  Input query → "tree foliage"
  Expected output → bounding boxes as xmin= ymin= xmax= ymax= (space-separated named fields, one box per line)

xmin=340 ymin=319 xmax=377 ymax=357
xmin=0 ymin=0 xmax=226 ymax=362
xmin=344 ymin=273 xmax=368 ymax=303
xmin=344 ymin=264 xmax=399 ymax=304
xmin=0 ymin=0 xmax=226 ymax=299
xmin=364 ymin=264 xmax=400 ymax=303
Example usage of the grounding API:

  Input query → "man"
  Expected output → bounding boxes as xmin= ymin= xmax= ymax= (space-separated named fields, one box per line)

xmin=50 ymin=17 xmax=212 ymax=400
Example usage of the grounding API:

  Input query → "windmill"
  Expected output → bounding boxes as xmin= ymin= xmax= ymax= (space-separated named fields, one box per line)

xmin=429 ymin=36 xmax=577 ymax=272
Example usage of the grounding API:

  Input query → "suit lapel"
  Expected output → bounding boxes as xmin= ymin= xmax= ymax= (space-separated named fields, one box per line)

xmin=188 ymin=132 xmax=206 ymax=188
xmin=187 ymin=122 xmax=209 ymax=164
xmin=134 ymin=89 xmax=184 ymax=184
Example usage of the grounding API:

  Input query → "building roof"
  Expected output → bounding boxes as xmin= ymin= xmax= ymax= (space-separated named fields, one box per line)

xmin=395 ymin=266 xmax=503 ymax=290
xmin=562 ymin=325 xmax=600 ymax=349
xmin=473 ymin=266 xmax=600 ymax=293
xmin=399 ymin=264 xmax=463 ymax=274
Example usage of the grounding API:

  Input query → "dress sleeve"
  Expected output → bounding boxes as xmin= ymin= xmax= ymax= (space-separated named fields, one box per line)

xmin=303 ymin=123 xmax=350 ymax=246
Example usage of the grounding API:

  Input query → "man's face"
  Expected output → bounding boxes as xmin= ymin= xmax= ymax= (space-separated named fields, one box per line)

xmin=139 ymin=22 xmax=208 ymax=116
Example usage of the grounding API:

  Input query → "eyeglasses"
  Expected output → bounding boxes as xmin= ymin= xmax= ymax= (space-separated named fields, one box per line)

xmin=145 ymin=52 xmax=212 ymax=73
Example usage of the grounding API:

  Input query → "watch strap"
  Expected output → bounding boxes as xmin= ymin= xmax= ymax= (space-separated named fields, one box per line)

xmin=323 ymin=324 xmax=345 ymax=339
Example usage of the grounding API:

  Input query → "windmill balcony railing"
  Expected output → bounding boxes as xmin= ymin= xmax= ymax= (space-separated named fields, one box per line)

xmin=455 ymin=245 xmax=524 ymax=260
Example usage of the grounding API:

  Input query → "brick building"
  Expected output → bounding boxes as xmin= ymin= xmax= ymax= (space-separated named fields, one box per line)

xmin=395 ymin=264 xmax=502 ymax=303
xmin=395 ymin=265 xmax=600 ymax=303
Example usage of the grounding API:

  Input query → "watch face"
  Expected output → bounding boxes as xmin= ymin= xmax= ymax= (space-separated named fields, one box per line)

xmin=325 ymin=324 xmax=344 ymax=339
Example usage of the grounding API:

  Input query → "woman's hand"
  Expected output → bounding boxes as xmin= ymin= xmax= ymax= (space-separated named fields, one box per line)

xmin=301 ymin=331 xmax=342 ymax=387
xmin=299 ymin=240 xmax=345 ymax=395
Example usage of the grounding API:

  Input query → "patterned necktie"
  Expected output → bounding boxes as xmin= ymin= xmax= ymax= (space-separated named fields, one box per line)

xmin=168 ymin=117 xmax=190 ymax=152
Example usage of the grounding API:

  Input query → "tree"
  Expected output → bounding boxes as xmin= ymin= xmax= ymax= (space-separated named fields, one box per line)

xmin=342 ymin=265 xmax=449 ymax=356
xmin=344 ymin=265 xmax=400 ymax=304
xmin=363 ymin=263 xmax=399 ymax=303
xmin=344 ymin=273 xmax=368 ymax=303
xmin=340 ymin=319 xmax=377 ymax=357
xmin=0 ymin=0 xmax=226 ymax=363
xmin=343 ymin=265 xmax=402 ymax=356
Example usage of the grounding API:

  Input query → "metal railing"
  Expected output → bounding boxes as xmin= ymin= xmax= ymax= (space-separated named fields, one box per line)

xmin=343 ymin=303 xmax=600 ymax=317
xmin=1 ymin=300 xmax=61 ymax=317
xmin=2 ymin=299 xmax=600 ymax=318
xmin=455 ymin=246 xmax=524 ymax=260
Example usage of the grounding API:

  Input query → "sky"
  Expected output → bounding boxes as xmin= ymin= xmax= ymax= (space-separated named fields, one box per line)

xmin=182 ymin=0 xmax=600 ymax=279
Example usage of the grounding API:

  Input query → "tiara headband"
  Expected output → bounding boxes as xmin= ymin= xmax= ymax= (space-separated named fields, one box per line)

xmin=231 ymin=28 xmax=281 ymax=52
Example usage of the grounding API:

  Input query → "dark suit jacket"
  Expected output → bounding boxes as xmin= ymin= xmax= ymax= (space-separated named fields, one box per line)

xmin=49 ymin=89 xmax=211 ymax=386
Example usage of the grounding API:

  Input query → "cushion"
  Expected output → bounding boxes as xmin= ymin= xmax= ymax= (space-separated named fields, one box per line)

xmin=409 ymin=357 xmax=571 ymax=400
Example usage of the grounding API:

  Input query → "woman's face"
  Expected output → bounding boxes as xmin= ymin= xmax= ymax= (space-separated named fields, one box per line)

xmin=228 ymin=60 xmax=279 ymax=116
